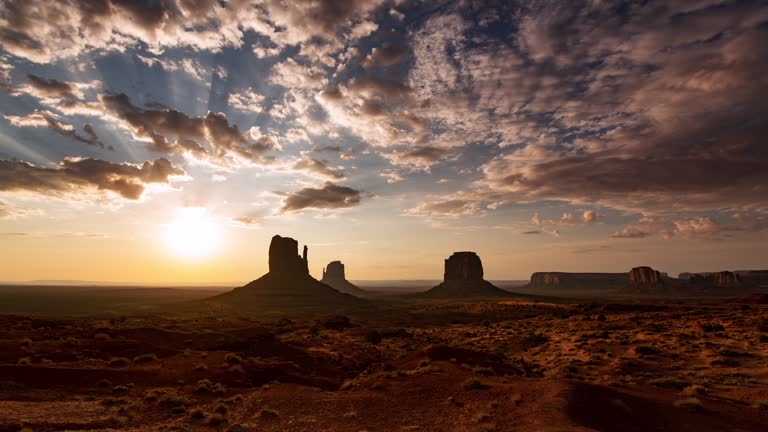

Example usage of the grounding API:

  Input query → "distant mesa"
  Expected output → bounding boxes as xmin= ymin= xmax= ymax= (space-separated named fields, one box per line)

xmin=321 ymin=260 xmax=368 ymax=297
xmin=423 ymin=252 xmax=511 ymax=298
xmin=689 ymin=271 xmax=743 ymax=287
xmin=209 ymin=235 xmax=360 ymax=310
xmin=628 ymin=266 xmax=664 ymax=286
xmin=529 ymin=272 xmax=626 ymax=291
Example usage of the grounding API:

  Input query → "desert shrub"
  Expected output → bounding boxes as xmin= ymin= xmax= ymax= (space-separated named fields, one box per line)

xmin=112 ymin=385 xmax=130 ymax=395
xmin=634 ymin=346 xmax=659 ymax=356
xmin=159 ymin=393 xmax=189 ymax=413
xmin=674 ymin=397 xmax=703 ymax=412
xmin=62 ymin=336 xmax=80 ymax=347
xmin=97 ymin=379 xmax=113 ymax=388
xmin=680 ymin=385 xmax=706 ymax=397
xmin=648 ymin=377 xmax=688 ymax=389
xmin=700 ymin=323 xmax=725 ymax=333
xmin=17 ymin=357 xmax=32 ymax=365
xmin=206 ymin=413 xmax=228 ymax=426
xmin=19 ymin=338 xmax=32 ymax=347
xmin=364 ymin=330 xmax=382 ymax=345
xmin=100 ymin=397 xmax=129 ymax=407
xmin=462 ymin=378 xmax=488 ymax=390
xmin=752 ymin=399 xmax=768 ymax=410
xmin=597 ymin=313 xmax=607 ymax=322
xmin=224 ymin=353 xmax=243 ymax=365
xmin=108 ymin=357 xmax=131 ymax=367
xmin=212 ymin=403 xmax=229 ymax=415
xmin=194 ymin=362 xmax=208 ymax=371
xmin=343 ymin=410 xmax=357 ymax=419
xmin=758 ymin=318 xmax=768 ymax=333
xmin=133 ymin=353 xmax=158 ymax=364
xmin=228 ymin=364 xmax=245 ymax=374
xmin=520 ymin=332 xmax=549 ymax=351
xmin=257 ymin=408 xmax=279 ymax=420
xmin=189 ymin=408 xmax=206 ymax=419
xmin=194 ymin=379 xmax=213 ymax=393
xmin=320 ymin=315 xmax=352 ymax=331
xmin=94 ymin=332 xmax=110 ymax=340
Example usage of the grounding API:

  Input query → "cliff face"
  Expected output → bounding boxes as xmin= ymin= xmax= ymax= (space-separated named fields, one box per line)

xmin=528 ymin=272 xmax=626 ymax=290
xmin=424 ymin=251 xmax=510 ymax=298
xmin=629 ymin=266 xmax=663 ymax=286
xmin=323 ymin=261 xmax=345 ymax=280
xmin=688 ymin=271 xmax=743 ymax=287
xmin=268 ymin=235 xmax=309 ymax=278
xmin=444 ymin=252 xmax=484 ymax=281
xmin=210 ymin=235 xmax=360 ymax=310
xmin=321 ymin=260 xmax=367 ymax=297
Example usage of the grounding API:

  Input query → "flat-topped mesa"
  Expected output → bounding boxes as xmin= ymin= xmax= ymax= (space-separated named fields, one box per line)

xmin=444 ymin=252 xmax=484 ymax=281
xmin=629 ymin=266 xmax=663 ymax=286
xmin=424 ymin=251 xmax=510 ymax=298
xmin=529 ymin=272 xmax=627 ymax=290
xmin=268 ymin=235 xmax=309 ymax=278
xmin=689 ymin=271 xmax=743 ymax=287
xmin=321 ymin=260 xmax=367 ymax=297
xmin=323 ymin=261 xmax=345 ymax=280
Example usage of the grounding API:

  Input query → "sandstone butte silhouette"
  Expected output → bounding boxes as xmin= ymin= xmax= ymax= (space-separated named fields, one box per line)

xmin=210 ymin=235 xmax=360 ymax=309
xmin=320 ymin=261 xmax=368 ymax=297
xmin=423 ymin=251 xmax=512 ymax=298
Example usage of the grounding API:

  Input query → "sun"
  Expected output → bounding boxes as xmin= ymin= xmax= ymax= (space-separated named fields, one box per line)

xmin=163 ymin=207 xmax=221 ymax=259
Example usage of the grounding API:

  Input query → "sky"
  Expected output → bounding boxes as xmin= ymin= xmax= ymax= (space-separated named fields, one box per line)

xmin=0 ymin=0 xmax=767 ymax=284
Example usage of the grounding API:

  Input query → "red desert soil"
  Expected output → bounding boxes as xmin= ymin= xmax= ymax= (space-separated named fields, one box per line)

xmin=0 ymin=300 xmax=766 ymax=431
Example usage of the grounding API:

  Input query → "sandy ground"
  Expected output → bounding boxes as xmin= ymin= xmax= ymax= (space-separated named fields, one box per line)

xmin=0 ymin=299 xmax=766 ymax=431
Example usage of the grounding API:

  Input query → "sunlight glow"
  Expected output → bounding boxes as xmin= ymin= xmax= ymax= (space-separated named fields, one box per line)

xmin=163 ymin=207 xmax=221 ymax=259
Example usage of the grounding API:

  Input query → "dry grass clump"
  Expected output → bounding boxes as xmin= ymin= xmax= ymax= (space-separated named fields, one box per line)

xmin=133 ymin=353 xmax=158 ymax=364
xmin=674 ymin=397 xmax=703 ymax=412
xmin=462 ymin=378 xmax=489 ymax=390
xmin=108 ymin=357 xmax=131 ymax=367
xmin=257 ymin=408 xmax=280 ymax=420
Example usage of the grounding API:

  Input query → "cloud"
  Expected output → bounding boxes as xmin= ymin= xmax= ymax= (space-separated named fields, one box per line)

xmin=101 ymin=93 xmax=276 ymax=165
xmin=408 ymin=198 xmax=482 ymax=217
xmin=609 ymin=228 xmax=650 ymax=239
xmin=227 ymin=88 xmax=265 ymax=112
xmin=280 ymin=182 xmax=364 ymax=212
xmin=232 ymin=216 xmax=257 ymax=225
xmin=0 ymin=200 xmax=39 ymax=219
xmin=520 ymin=230 xmax=542 ymax=235
xmin=4 ymin=110 xmax=112 ymax=150
xmin=293 ymin=157 xmax=345 ymax=180
xmin=0 ymin=157 xmax=184 ymax=200
xmin=400 ymin=1 xmax=768 ymax=216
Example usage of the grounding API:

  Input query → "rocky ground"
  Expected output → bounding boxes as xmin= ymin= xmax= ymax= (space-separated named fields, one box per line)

xmin=0 ymin=299 xmax=767 ymax=431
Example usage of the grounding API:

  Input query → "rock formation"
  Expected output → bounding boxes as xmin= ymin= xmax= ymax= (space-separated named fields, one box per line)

xmin=529 ymin=272 xmax=626 ymax=290
xmin=424 ymin=252 xmax=511 ymax=298
xmin=629 ymin=266 xmax=663 ymax=286
xmin=269 ymin=235 xmax=309 ymax=278
xmin=688 ymin=271 xmax=743 ymax=287
xmin=209 ymin=235 xmax=360 ymax=310
xmin=736 ymin=270 xmax=768 ymax=286
xmin=320 ymin=260 xmax=368 ymax=297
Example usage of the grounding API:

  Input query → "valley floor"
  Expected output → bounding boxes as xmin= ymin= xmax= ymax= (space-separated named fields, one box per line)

xmin=1 ymin=299 xmax=767 ymax=431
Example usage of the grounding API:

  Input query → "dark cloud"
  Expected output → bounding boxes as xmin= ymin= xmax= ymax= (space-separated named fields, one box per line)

xmin=313 ymin=145 xmax=342 ymax=153
xmin=4 ymin=110 xmax=112 ymax=150
xmin=102 ymin=93 xmax=276 ymax=164
xmin=280 ymin=182 xmax=363 ymax=212
xmin=293 ymin=157 xmax=345 ymax=180
xmin=232 ymin=216 xmax=256 ymax=225
xmin=364 ymin=45 xmax=408 ymax=68
xmin=520 ymin=230 xmax=542 ymax=235
xmin=0 ymin=157 xmax=184 ymax=200
xmin=405 ymin=0 xmax=768 ymax=215
xmin=399 ymin=146 xmax=449 ymax=163
xmin=609 ymin=228 xmax=650 ymax=239
xmin=24 ymin=74 xmax=82 ymax=100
